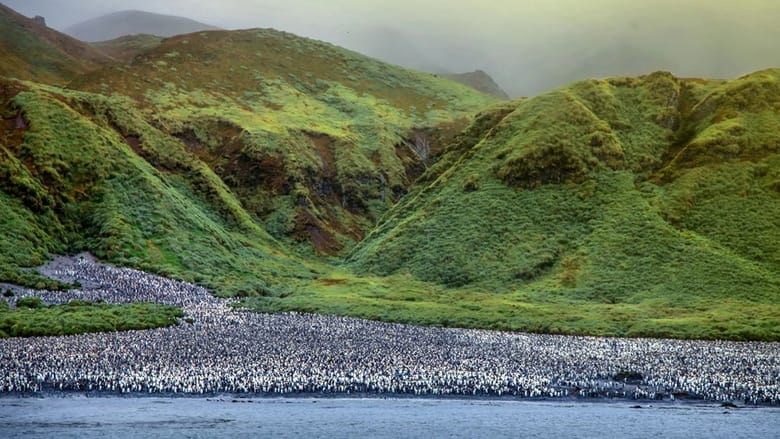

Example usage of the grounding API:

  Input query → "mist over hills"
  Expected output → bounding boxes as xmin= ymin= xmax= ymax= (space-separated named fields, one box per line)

xmin=441 ymin=71 xmax=509 ymax=99
xmin=64 ymin=10 xmax=219 ymax=42
xmin=53 ymin=8 xmax=511 ymax=98
xmin=8 ymin=1 xmax=780 ymax=96
xmin=0 ymin=3 xmax=779 ymax=340
xmin=330 ymin=1 xmax=780 ymax=97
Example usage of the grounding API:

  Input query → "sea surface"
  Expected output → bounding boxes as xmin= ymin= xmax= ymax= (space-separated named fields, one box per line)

xmin=0 ymin=396 xmax=777 ymax=438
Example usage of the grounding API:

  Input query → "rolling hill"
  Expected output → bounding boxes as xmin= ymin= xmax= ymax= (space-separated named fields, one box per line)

xmin=71 ymin=29 xmax=497 ymax=256
xmin=0 ymin=4 xmax=112 ymax=83
xmin=0 ymin=12 xmax=495 ymax=299
xmin=65 ymin=10 xmax=220 ymax=42
xmin=442 ymin=70 xmax=509 ymax=99
xmin=91 ymin=34 xmax=163 ymax=63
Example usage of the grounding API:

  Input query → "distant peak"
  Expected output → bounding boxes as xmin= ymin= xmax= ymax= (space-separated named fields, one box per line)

xmin=65 ymin=9 xmax=220 ymax=42
xmin=441 ymin=70 xmax=510 ymax=99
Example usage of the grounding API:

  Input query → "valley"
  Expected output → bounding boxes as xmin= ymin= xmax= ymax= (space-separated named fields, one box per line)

xmin=0 ymin=3 xmax=778 ymax=341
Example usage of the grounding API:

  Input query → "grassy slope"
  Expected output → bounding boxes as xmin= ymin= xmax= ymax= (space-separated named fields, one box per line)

xmin=0 ymin=4 xmax=112 ymax=84
xmin=1 ymin=26 xmax=491 ymax=296
xmin=0 ymin=27 xmax=491 ymax=337
xmin=0 ymin=79 xmax=315 ymax=296
xmin=91 ymin=34 xmax=164 ymax=63
xmin=71 ymin=29 xmax=496 ymax=256
xmin=0 ymin=299 xmax=183 ymax=338
xmin=246 ymin=70 xmax=780 ymax=341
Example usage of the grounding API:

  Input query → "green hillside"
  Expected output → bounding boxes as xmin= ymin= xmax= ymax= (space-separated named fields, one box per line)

xmin=0 ymin=4 xmax=112 ymax=84
xmin=0 ymin=23 xmax=493 ymax=297
xmin=0 ymin=79 xmax=314 ymax=295
xmin=285 ymin=70 xmax=779 ymax=340
xmin=72 ymin=29 xmax=496 ymax=255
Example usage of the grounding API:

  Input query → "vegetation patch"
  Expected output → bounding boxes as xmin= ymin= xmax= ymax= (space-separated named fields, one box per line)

xmin=0 ymin=298 xmax=183 ymax=338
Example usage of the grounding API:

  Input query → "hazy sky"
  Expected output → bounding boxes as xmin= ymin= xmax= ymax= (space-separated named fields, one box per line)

xmin=5 ymin=0 xmax=780 ymax=96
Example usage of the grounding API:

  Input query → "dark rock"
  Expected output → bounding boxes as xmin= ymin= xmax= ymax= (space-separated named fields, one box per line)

xmin=630 ymin=405 xmax=642 ymax=409
xmin=721 ymin=402 xmax=738 ymax=409
xmin=15 ymin=112 xmax=27 ymax=129
xmin=33 ymin=15 xmax=46 ymax=27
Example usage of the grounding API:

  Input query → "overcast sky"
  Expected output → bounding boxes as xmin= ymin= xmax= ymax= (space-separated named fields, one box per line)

xmin=5 ymin=0 xmax=780 ymax=96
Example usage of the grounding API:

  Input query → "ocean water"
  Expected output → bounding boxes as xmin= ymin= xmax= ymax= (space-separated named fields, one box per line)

xmin=0 ymin=396 xmax=777 ymax=438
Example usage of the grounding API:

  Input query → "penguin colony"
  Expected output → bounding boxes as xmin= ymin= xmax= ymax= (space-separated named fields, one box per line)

xmin=1 ymin=255 xmax=778 ymax=404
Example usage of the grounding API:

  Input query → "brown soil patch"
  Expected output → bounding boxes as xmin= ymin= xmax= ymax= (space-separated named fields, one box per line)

xmin=315 ymin=278 xmax=347 ymax=285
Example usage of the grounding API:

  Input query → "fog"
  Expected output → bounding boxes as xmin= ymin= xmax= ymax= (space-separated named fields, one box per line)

xmin=5 ymin=0 xmax=780 ymax=96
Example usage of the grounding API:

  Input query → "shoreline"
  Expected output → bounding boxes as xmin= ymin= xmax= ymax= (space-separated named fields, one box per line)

xmin=0 ymin=390 xmax=776 ymax=408
xmin=0 ymin=391 xmax=745 ymax=405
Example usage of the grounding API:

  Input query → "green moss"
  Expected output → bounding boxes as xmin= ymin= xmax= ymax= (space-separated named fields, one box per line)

xmin=0 ymin=300 xmax=183 ymax=337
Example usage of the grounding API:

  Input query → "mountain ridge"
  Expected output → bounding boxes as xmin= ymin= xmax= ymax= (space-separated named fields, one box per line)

xmin=0 ymin=4 xmax=113 ymax=83
xmin=65 ymin=10 xmax=220 ymax=42
xmin=441 ymin=70 xmax=510 ymax=99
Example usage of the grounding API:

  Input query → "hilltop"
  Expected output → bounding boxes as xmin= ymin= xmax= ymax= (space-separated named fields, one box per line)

xmin=442 ymin=70 xmax=509 ymax=99
xmin=91 ymin=34 xmax=163 ymax=63
xmin=0 ymin=4 xmax=112 ymax=83
xmin=65 ymin=10 xmax=220 ymax=42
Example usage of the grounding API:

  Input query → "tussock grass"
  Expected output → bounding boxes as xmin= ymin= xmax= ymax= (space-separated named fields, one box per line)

xmin=0 ymin=79 xmax=314 ymax=298
xmin=0 ymin=299 xmax=183 ymax=338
